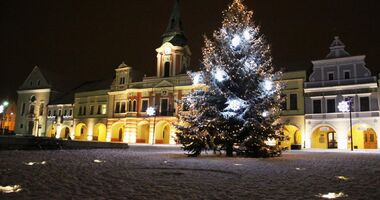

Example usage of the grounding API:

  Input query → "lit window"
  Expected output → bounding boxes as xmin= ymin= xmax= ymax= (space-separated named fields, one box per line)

xmin=101 ymin=104 xmax=107 ymax=114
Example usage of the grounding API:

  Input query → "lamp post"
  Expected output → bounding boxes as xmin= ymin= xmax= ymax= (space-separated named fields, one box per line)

xmin=146 ymin=106 xmax=157 ymax=145
xmin=338 ymin=98 xmax=353 ymax=151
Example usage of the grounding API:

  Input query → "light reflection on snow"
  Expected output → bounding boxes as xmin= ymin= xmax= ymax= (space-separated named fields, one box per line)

xmin=295 ymin=167 xmax=306 ymax=171
xmin=24 ymin=161 xmax=47 ymax=166
xmin=233 ymin=164 xmax=243 ymax=166
xmin=335 ymin=176 xmax=349 ymax=181
xmin=0 ymin=185 xmax=22 ymax=193
xmin=317 ymin=192 xmax=346 ymax=199
xmin=93 ymin=160 xmax=105 ymax=163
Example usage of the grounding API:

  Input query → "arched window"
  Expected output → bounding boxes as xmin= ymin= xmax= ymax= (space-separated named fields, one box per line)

xmin=132 ymin=100 xmax=137 ymax=112
xmin=30 ymin=96 xmax=36 ymax=103
xmin=128 ymin=100 xmax=132 ymax=112
xmin=164 ymin=62 xmax=170 ymax=77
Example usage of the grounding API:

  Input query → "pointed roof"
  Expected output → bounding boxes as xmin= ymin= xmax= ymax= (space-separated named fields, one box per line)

xmin=18 ymin=66 xmax=52 ymax=90
xmin=325 ymin=36 xmax=350 ymax=59
xmin=161 ymin=0 xmax=188 ymax=46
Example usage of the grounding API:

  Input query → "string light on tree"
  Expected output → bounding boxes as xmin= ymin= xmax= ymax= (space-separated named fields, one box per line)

xmin=243 ymin=29 xmax=251 ymax=40
xmin=190 ymin=72 xmax=204 ymax=85
xmin=214 ymin=68 xmax=228 ymax=82
xmin=224 ymin=97 xmax=248 ymax=111
xmin=263 ymin=79 xmax=273 ymax=91
xmin=231 ymin=35 xmax=241 ymax=48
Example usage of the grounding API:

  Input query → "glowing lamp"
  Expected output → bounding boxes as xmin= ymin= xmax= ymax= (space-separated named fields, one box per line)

xmin=337 ymin=101 xmax=350 ymax=112
xmin=263 ymin=79 xmax=273 ymax=91
xmin=146 ymin=107 xmax=156 ymax=116
xmin=164 ymin=47 xmax=171 ymax=55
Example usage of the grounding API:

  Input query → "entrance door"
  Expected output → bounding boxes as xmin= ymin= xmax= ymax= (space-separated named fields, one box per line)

xmin=118 ymin=128 xmax=123 ymax=142
xmin=327 ymin=132 xmax=337 ymax=149
xmin=64 ymin=128 xmax=70 ymax=139
xmin=364 ymin=129 xmax=378 ymax=149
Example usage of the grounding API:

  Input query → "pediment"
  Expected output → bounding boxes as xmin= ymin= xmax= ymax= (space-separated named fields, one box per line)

xmin=154 ymin=80 xmax=174 ymax=88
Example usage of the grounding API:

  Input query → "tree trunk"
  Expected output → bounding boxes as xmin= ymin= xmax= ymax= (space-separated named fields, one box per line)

xmin=226 ymin=142 xmax=233 ymax=157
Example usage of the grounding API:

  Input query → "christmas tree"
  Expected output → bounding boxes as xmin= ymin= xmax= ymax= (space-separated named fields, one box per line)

xmin=176 ymin=0 xmax=284 ymax=157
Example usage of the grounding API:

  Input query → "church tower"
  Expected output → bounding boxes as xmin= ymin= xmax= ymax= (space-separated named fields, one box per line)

xmin=156 ymin=0 xmax=191 ymax=78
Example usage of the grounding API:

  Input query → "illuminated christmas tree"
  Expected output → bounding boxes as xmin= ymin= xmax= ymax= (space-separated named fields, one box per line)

xmin=177 ymin=0 xmax=284 ymax=157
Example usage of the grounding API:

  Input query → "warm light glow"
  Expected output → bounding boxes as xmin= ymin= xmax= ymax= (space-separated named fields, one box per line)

xmin=0 ymin=185 xmax=22 ymax=193
xmin=264 ymin=138 xmax=276 ymax=146
xmin=0 ymin=105 xmax=3 ymax=114
xmin=335 ymin=176 xmax=349 ymax=181
xmin=231 ymin=35 xmax=241 ymax=48
xmin=146 ymin=107 xmax=156 ymax=116
xmin=24 ymin=161 xmax=46 ymax=166
xmin=94 ymin=159 xmax=105 ymax=163
xmin=338 ymin=101 xmax=350 ymax=112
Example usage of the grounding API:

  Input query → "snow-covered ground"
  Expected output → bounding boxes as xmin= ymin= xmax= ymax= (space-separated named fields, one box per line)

xmin=1 ymin=145 xmax=379 ymax=200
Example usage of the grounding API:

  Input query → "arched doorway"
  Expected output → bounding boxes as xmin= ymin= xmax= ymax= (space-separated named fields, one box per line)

xmin=75 ymin=123 xmax=88 ymax=140
xmin=111 ymin=123 xmax=124 ymax=142
xmin=281 ymin=125 xmax=301 ymax=150
xmin=155 ymin=121 xmax=171 ymax=144
xmin=59 ymin=127 xmax=70 ymax=139
xmin=311 ymin=126 xmax=336 ymax=149
xmin=46 ymin=125 xmax=57 ymax=138
xmin=136 ymin=121 xmax=150 ymax=143
xmin=93 ymin=123 xmax=107 ymax=142
xmin=349 ymin=124 xmax=378 ymax=149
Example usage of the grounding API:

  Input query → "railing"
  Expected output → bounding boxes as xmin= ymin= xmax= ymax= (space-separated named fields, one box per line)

xmin=305 ymin=76 xmax=377 ymax=88
xmin=305 ymin=111 xmax=380 ymax=119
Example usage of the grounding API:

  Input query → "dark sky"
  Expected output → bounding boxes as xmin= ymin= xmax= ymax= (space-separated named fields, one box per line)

xmin=1 ymin=0 xmax=379 ymax=101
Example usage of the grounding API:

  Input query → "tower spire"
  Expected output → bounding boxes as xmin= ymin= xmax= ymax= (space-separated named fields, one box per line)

xmin=326 ymin=36 xmax=350 ymax=59
xmin=162 ymin=0 xmax=187 ymax=46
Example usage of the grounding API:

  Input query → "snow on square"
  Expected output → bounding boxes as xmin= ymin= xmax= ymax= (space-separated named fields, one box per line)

xmin=1 ymin=146 xmax=379 ymax=199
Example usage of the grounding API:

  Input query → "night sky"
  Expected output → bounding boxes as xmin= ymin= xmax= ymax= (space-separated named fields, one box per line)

xmin=1 ymin=0 xmax=379 ymax=101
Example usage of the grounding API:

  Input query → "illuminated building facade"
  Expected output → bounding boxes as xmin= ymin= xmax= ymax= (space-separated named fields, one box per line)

xmin=304 ymin=37 xmax=379 ymax=149
xmin=14 ymin=2 xmax=379 ymax=150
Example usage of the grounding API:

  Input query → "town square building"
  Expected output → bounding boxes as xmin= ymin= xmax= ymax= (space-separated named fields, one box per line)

xmin=14 ymin=1 xmax=378 ymax=150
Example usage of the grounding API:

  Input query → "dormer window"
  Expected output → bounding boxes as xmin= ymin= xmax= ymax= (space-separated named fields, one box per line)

xmin=30 ymin=81 xmax=33 ymax=86
xmin=37 ymin=80 xmax=41 ymax=86
xmin=344 ymin=71 xmax=350 ymax=79
xmin=119 ymin=77 xmax=125 ymax=85
xmin=327 ymin=72 xmax=334 ymax=80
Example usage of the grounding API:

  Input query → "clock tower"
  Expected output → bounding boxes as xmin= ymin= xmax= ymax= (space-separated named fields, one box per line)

xmin=156 ymin=0 xmax=191 ymax=78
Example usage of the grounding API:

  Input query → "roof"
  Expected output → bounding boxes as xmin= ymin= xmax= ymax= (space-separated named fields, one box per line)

xmin=161 ymin=0 xmax=188 ymax=46
xmin=325 ymin=36 xmax=350 ymax=59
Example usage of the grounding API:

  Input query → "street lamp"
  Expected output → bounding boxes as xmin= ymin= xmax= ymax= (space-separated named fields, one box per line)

xmin=338 ymin=98 xmax=353 ymax=151
xmin=146 ymin=106 xmax=157 ymax=145
xmin=0 ymin=101 xmax=9 ymax=135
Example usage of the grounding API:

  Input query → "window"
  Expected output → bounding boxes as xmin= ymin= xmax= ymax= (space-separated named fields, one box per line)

xmin=120 ymin=102 xmax=126 ymax=113
xmin=360 ymin=96 xmax=370 ymax=111
xmin=20 ymin=124 xmax=23 ymax=128
xmin=78 ymin=106 xmax=82 ymax=115
xmin=313 ymin=99 xmax=322 ymax=113
xmin=29 ymin=105 xmax=35 ymax=115
xmin=30 ymin=96 xmax=36 ymax=103
xmin=53 ymin=110 xmax=57 ymax=116
xmin=58 ymin=109 xmax=62 ymax=116
xmin=164 ymin=62 xmax=170 ymax=77
xmin=83 ymin=106 xmax=86 ymax=115
xmin=141 ymin=100 xmax=149 ymax=112
xmin=328 ymin=72 xmax=334 ymax=80
xmin=161 ymin=99 xmax=169 ymax=115
xmin=30 ymin=81 xmax=33 ymax=86
xmin=119 ymin=77 xmax=125 ymax=84
xmin=21 ymin=103 xmax=25 ymax=116
xmin=64 ymin=110 xmax=67 ymax=116
xmin=326 ymin=99 xmax=335 ymax=113
xmin=48 ymin=110 xmax=52 ymax=116
xmin=37 ymin=80 xmax=41 ymax=86
xmin=39 ymin=103 xmax=44 ymax=115
xmin=90 ymin=105 xmax=94 ymax=115
xmin=115 ymin=102 xmax=120 ymax=113
xmin=69 ymin=109 xmax=73 ymax=116
xmin=344 ymin=71 xmax=350 ymax=79
xmin=132 ymin=100 xmax=137 ymax=112
xmin=97 ymin=105 xmax=101 ymax=114
xmin=101 ymin=105 xmax=107 ymax=114
xmin=128 ymin=101 xmax=132 ymax=112
xmin=290 ymin=94 xmax=297 ymax=110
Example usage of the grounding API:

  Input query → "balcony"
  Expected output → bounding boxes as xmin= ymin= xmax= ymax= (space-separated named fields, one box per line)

xmin=305 ymin=76 xmax=377 ymax=88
